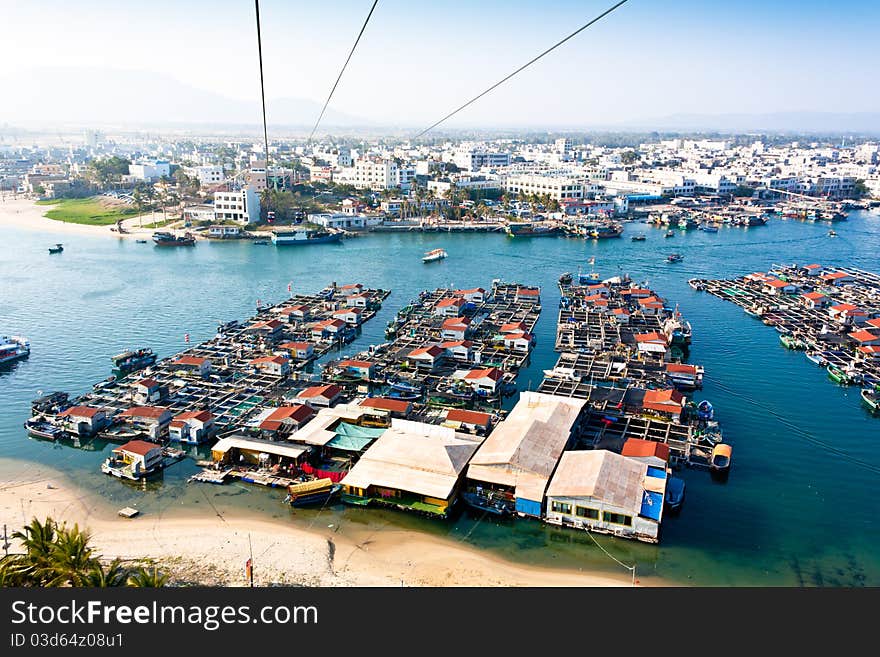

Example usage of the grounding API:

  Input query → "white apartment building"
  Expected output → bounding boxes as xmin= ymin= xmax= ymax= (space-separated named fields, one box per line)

xmin=396 ymin=166 xmax=416 ymax=190
xmin=428 ymin=175 xmax=502 ymax=197
xmin=452 ymin=148 xmax=510 ymax=172
xmin=554 ymin=138 xmax=572 ymax=153
xmin=504 ymin=173 xmax=591 ymax=200
xmin=128 ymin=160 xmax=171 ymax=181
xmin=338 ymin=159 xmax=399 ymax=190
xmin=188 ymin=165 xmax=225 ymax=185
xmin=213 ymin=188 xmax=261 ymax=225
xmin=690 ymin=172 xmax=739 ymax=195
xmin=313 ymin=150 xmax=352 ymax=168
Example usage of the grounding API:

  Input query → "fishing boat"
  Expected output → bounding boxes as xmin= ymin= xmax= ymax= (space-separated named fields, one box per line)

xmin=93 ymin=375 xmax=117 ymax=390
xmin=422 ymin=248 xmax=448 ymax=263
xmin=779 ymin=333 xmax=807 ymax=350
xmin=861 ymin=386 xmax=879 ymax=413
xmin=667 ymin=253 xmax=684 ymax=263
xmin=696 ymin=399 xmax=714 ymax=421
xmin=504 ymin=222 xmax=561 ymax=237
xmin=48 ymin=243 xmax=63 ymax=254
xmin=153 ymin=231 xmax=196 ymax=246
xmin=590 ymin=222 xmax=623 ymax=239
xmin=24 ymin=418 xmax=63 ymax=441
xmin=805 ymin=351 xmax=827 ymax=367
xmin=283 ymin=478 xmax=341 ymax=507
xmin=252 ymin=239 xmax=270 ymax=245
xmin=271 ymin=229 xmax=342 ymax=245
xmin=135 ymin=239 xmax=148 ymax=244
xmin=700 ymin=224 xmax=719 ymax=233
xmin=688 ymin=279 xmax=706 ymax=291
xmin=827 ymin=229 xmax=837 ymax=237
xmin=0 ymin=335 xmax=30 ymax=365
xmin=710 ymin=443 xmax=732 ymax=478
xmin=111 ymin=347 xmax=156 ymax=377
xmin=827 ymin=363 xmax=861 ymax=385
xmin=664 ymin=230 xmax=674 ymax=238
xmin=630 ymin=233 xmax=647 ymax=241
xmin=558 ymin=272 xmax=573 ymax=285
xmin=664 ymin=476 xmax=685 ymax=513
xmin=388 ymin=379 xmax=422 ymax=395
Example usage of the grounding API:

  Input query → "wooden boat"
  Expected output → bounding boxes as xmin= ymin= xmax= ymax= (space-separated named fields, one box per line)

xmin=135 ymin=239 xmax=148 ymax=243
xmin=710 ymin=443 xmax=732 ymax=478
xmin=24 ymin=418 xmax=63 ymax=441
xmin=422 ymin=248 xmax=448 ymax=263
xmin=153 ymin=231 xmax=196 ymax=246
xmin=664 ymin=230 xmax=674 ymax=238
xmin=630 ymin=233 xmax=647 ymax=241
xmin=861 ymin=386 xmax=879 ymax=413
xmin=667 ymin=253 xmax=683 ymax=263
xmin=827 ymin=364 xmax=861 ymax=385
xmin=827 ymin=229 xmax=837 ymax=237
xmin=283 ymin=478 xmax=341 ymax=507
xmin=48 ymin=243 xmax=63 ymax=254
xmin=700 ymin=224 xmax=719 ymax=233
xmin=779 ymin=334 xmax=806 ymax=350
xmin=805 ymin=352 xmax=827 ymax=367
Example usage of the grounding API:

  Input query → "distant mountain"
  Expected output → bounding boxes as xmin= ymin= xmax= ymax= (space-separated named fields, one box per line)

xmin=0 ymin=67 xmax=368 ymax=128
xmin=618 ymin=112 xmax=880 ymax=134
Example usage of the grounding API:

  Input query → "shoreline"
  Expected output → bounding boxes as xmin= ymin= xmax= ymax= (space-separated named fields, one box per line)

xmin=0 ymin=194 xmax=166 ymax=240
xmin=0 ymin=462 xmax=657 ymax=587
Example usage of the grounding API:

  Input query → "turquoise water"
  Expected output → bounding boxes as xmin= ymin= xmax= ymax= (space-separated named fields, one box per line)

xmin=2 ymin=212 xmax=879 ymax=586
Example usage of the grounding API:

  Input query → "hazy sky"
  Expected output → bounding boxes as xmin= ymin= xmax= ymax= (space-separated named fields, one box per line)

xmin=3 ymin=0 xmax=879 ymax=128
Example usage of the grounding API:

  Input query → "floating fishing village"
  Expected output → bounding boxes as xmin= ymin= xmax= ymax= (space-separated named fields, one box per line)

xmin=691 ymin=265 xmax=880 ymax=413
xmin=17 ymin=252 xmax=738 ymax=546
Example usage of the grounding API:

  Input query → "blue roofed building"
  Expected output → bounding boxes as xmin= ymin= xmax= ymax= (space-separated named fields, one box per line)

xmin=544 ymin=450 xmax=668 ymax=544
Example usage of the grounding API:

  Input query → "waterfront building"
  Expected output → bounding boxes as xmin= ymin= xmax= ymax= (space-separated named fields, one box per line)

xmin=295 ymin=384 xmax=343 ymax=408
xmin=169 ymin=410 xmax=215 ymax=444
xmin=620 ymin=437 xmax=671 ymax=468
xmin=440 ymin=316 xmax=471 ymax=341
xmin=250 ymin=355 xmax=291 ymax=376
xmin=277 ymin=341 xmax=315 ymax=361
xmin=504 ymin=173 xmax=589 ymax=201
xmin=128 ymin=159 xmax=170 ymax=181
xmin=307 ymin=212 xmax=366 ymax=230
xmin=544 ymin=450 xmax=667 ymax=544
xmin=133 ymin=378 xmax=165 ymax=404
xmin=310 ymin=318 xmax=347 ymax=341
xmin=109 ymin=440 xmax=164 ymax=477
xmin=407 ymin=345 xmax=445 ymax=371
xmin=211 ymin=435 xmax=309 ymax=468
xmin=340 ymin=419 xmax=483 ymax=517
xmin=442 ymin=408 xmax=493 ymax=435
xmin=358 ymin=397 xmax=413 ymax=418
xmin=117 ymin=406 xmax=173 ymax=440
xmin=206 ymin=224 xmax=241 ymax=238
xmin=464 ymin=392 xmax=587 ymax=517
xmin=452 ymin=147 xmax=510 ymax=172
xmin=257 ymin=405 xmax=315 ymax=437
xmin=57 ymin=406 xmax=108 ymax=437
xmin=170 ymin=355 xmax=212 ymax=377
xmin=213 ymin=188 xmax=260 ymax=225
xmin=452 ymin=367 xmax=503 ymax=394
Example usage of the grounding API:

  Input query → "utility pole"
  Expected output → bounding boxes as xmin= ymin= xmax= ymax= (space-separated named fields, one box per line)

xmin=2 ymin=524 xmax=9 ymax=557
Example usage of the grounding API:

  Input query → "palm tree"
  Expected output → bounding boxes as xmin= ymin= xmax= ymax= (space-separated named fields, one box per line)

xmin=127 ymin=565 xmax=169 ymax=587
xmin=44 ymin=523 xmax=100 ymax=587
xmin=86 ymin=559 xmax=129 ymax=587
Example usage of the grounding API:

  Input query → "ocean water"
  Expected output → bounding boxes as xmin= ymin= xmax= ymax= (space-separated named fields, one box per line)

xmin=2 ymin=211 xmax=879 ymax=586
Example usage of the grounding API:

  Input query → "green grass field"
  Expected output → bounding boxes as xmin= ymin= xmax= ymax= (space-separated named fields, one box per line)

xmin=37 ymin=197 xmax=139 ymax=225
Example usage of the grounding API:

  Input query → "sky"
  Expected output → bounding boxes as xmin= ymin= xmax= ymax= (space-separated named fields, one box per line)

xmin=2 ymin=0 xmax=879 ymax=130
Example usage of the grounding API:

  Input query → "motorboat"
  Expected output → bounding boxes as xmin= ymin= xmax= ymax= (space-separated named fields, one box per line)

xmin=422 ymin=248 xmax=448 ymax=263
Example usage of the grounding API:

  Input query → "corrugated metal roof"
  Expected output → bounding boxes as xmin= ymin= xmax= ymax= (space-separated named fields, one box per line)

xmin=212 ymin=436 xmax=307 ymax=460
xmin=546 ymin=450 xmax=648 ymax=514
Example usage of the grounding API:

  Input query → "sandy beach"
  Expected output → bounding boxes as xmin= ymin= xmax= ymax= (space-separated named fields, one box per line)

xmin=0 ymin=194 xmax=168 ymax=240
xmin=0 ymin=464 xmax=647 ymax=587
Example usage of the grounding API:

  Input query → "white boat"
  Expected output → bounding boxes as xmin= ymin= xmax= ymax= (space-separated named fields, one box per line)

xmin=422 ymin=248 xmax=448 ymax=263
xmin=0 ymin=335 xmax=30 ymax=365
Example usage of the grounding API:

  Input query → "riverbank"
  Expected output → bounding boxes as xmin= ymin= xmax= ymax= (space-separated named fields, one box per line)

xmin=0 ymin=464 xmax=647 ymax=587
xmin=0 ymin=194 xmax=164 ymax=240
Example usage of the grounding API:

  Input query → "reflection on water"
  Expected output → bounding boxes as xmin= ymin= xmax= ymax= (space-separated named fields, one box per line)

xmin=2 ymin=211 xmax=880 ymax=585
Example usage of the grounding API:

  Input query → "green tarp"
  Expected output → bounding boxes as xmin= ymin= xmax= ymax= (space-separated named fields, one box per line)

xmin=326 ymin=422 xmax=385 ymax=452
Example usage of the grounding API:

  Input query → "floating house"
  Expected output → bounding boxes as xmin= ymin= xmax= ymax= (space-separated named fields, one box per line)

xmin=407 ymin=344 xmax=445 ymax=371
xmin=503 ymin=331 xmax=533 ymax=352
xmin=133 ymin=378 xmax=165 ymax=404
xmin=434 ymin=297 xmax=467 ymax=317
xmin=332 ymin=307 xmax=364 ymax=326
xmin=544 ymin=450 xmax=667 ymax=544
xmin=57 ymin=405 xmax=108 ymax=437
xmin=211 ymin=435 xmax=309 ymax=469
xmin=250 ymin=355 xmax=291 ymax=376
xmin=640 ymin=389 xmax=685 ymax=420
xmin=620 ymin=437 xmax=670 ymax=468
xmin=310 ymin=318 xmax=347 ymax=341
xmin=295 ymin=384 xmax=343 ymax=408
xmin=465 ymin=392 xmax=587 ymax=517
xmin=336 ymin=359 xmax=376 ymax=381
xmin=276 ymin=305 xmax=311 ymax=322
xmin=258 ymin=405 xmax=315 ymax=437
xmin=442 ymin=408 xmax=493 ymax=435
xmin=359 ymin=397 xmax=413 ymax=418
xmin=117 ymin=406 xmax=173 ymax=440
xmin=441 ymin=317 xmax=471 ymax=341
xmin=169 ymin=410 xmax=215 ymax=444
xmin=247 ymin=319 xmax=284 ymax=338
xmin=340 ymin=419 xmax=483 ymax=517
xmin=278 ymin=341 xmax=315 ymax=361
xmin=452 ymin=367 xmax=503 ymax=394
xmin=515 ymin=287 xmax=541 ymax=304
xmin=106 ymin=440 xmax=164 ymax=479
xmin=800 ymin=291 xmax=829 ymax=309
xmin=170 ymin=355 xmax=212 ymax=377
xmin=440 ymin=340 xmax=473 ymax=361
xmin=453 ymin=287 xmax=486 ymax=303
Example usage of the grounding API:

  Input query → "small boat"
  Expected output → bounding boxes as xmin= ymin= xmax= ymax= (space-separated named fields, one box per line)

xmin=631 ymin=233 xmax=647 ymax=241
xmin=422 ymin=248 xmax=448 ymax=263
xmin=558 ymin=272 xmax=573 ymax=285
xmin=252 ymin=239 xmax=269 ymax=245
xmin=827 ymin=229 xmax=837 ymax=237
xmin=664 ymin=230 xmax=674 ymax=238
xmin=861 ymin=386 xmax=879 ymax=413
xmin=779 ymin=333 xmax=807 ymax=350
xmin=388 ymin=379 xmax=422 ymax=395
xmin=710 ymin=443 xmax=732 ymax=478
xmin=24 ymin=418 xmax=63 ymax=441
xmin=696 ymin=399 xmax=714 ymax=421
xmin=135 ymin=239 xmax=148 ymax=244
xmin=667 ymin=253 xmax=683 ymax=263
xmin=93 ymin=375 xmax=117 ymax=390
xmin=0 ymin=335 xmax=30 ymax=365
xmin=827 ymin=364 xmax=861 ymax=385
xmin=283 ymin=478 xmax=341 ymax=507
xmin=664 ymin=476 xmax=685 ymax=512
xmin=688 ymin=279 xmax=706 ymax=292
xmin=48 ymin=243 xmax=63 ymax=254
xmin=153 ymin=231 xmax=196 ymax=246
xmin=111 ymin=347 xmax=156 ymax=377
xmin=700 ymin=224 xmax=719 ymax=233
xmin=805 ymin=351 xmax=827 ymax=367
